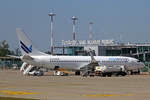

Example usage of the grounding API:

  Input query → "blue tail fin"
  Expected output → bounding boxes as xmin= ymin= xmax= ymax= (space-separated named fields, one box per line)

xmin=16 ymin=28 xmax=47 ymax=56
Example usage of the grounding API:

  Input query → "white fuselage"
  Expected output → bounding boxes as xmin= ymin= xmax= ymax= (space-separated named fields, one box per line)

xmin=22 ymin=55 xmax=144 ymax=71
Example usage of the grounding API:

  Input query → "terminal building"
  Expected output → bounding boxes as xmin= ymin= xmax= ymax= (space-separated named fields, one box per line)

xmin=54 ymin=40 xmax=150 ymax=71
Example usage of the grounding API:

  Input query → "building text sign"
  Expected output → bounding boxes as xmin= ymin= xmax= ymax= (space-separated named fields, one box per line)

xmin=62 ymin=40 xmax=115 ymax=46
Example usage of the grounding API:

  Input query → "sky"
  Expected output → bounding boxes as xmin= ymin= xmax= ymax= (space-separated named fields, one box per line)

xmin=0 ymin=0 xmax=150 ymax=51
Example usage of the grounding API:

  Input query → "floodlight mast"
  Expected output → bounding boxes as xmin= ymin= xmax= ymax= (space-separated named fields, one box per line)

xmin=72 ymin=16 xmax=78 ymax=40
xmin=48 ymin=12 xmax=56 ymax=55
xmin=89 ymin=22 xmax=93 ymax=40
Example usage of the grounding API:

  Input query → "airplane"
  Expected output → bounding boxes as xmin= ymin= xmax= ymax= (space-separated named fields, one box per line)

xmin=16 ymin=28 xmax=145 ymax=76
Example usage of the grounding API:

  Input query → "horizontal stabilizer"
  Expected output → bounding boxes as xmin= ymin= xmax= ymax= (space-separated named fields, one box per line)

xmin=7 ymin=55 xmax=21 ymax=59
xmin=22 ymin=55 xmax=34 ymax=61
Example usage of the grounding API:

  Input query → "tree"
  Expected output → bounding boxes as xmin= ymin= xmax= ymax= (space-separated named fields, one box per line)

xmin=0 ymin=40 xmax=12 ymax=57
xmin=14 ymin=48 xmax=21 ymax=56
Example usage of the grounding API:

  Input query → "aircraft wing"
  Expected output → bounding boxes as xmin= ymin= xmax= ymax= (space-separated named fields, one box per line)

xmin=80 ymin=61 xmax=99 ymax=71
